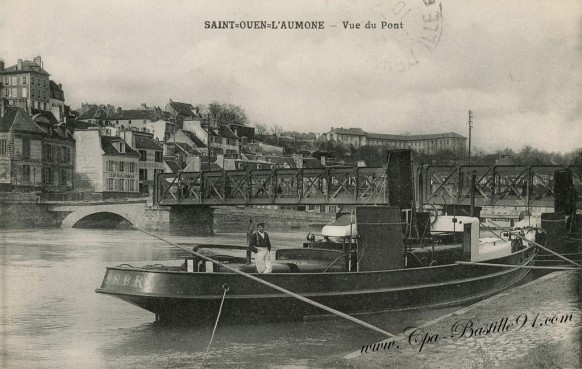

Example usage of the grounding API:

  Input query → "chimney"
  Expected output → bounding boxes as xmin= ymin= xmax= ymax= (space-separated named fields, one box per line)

xmin=17 ymin=59 xmax=23 ymax=70
xmin=33 ymin=56 xmax=42 ymax=67
xmin=0 ymin=59 xmax=4 ymax=71
xmin=58 ymin=83 xmax=62 ymax=90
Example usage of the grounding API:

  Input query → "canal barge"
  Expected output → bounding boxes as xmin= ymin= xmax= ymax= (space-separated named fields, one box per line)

xmin=96 ymin=206 xmax=537 ymax=323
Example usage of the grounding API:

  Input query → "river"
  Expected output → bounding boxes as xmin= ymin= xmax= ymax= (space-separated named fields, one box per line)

xmin=0 ymin=228 xmax=530 ymax=369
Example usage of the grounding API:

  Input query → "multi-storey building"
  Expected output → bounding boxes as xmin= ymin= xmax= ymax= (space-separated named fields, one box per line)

xmin=0 ymin=103 xmax=74 ymax=192
xmin=73 ymin=128 xmax=140 ymax=197
xmin=78 ymin=105 xmax=175 ymax=143
xmin=0 ymin=57 xmax=62 ymax=114
xmin=118 ymin=130 xmax=164 ymax=195
xmin=323 ymin=127 xmax=467 ymax=154
xmin=33 ymin=112 xmax=75 ymax=192
xmin=182 ymin=119 xmax=239 ymax=158
xmin=48 ymin=81 xmax=65 ymax=121
xmin=164 ymin=99 xmax=200 ymax=123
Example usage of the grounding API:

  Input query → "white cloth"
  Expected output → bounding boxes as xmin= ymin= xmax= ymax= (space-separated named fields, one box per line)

xmin=255 ymin=248 xmax=272 ymax=273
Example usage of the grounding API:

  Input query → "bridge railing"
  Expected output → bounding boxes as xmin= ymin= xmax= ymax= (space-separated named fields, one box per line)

xmin=155 ymin=167 xmax=388 ymax=206
xmin=418 ymin=164 xmax=582 ymax=207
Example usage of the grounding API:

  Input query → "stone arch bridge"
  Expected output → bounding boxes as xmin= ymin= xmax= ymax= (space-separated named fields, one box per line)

xmin=48 ymin=201 xmax=149 ymax=228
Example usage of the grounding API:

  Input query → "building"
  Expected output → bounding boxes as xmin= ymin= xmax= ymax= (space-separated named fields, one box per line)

xmin=0 ymin=56 xmax=60 ymax=114
xmin=48 ymin=81 xmax=65 ymax=121
xmin=77 ymin=105 xmax=111 ymax=126
xmin=78 ymin=105 xmax=175 ymax=143
xmin=183 ymin=119 xmax=239 ymax=158
xmin=32 ymin=112 xmax=75 ymax=192
xmin=0 ymin=104 xmax=74 ymax=192
xmin=118 ymin=130 xmax=164 ymax=195
xmin=73 ymin=128 xmax=140 ymax=197
xmin=323 ymin=127 xmax=467 ymax=154
xmin=164 ymin=99 xmax=201 ymax=122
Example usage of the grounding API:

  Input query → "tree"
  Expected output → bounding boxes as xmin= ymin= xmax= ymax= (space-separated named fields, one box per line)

xmin=207 ymin=101 xmax=249 ymax=126
xmin=254 ymin=122 xmax=268 ymax=136
xmin=270 ymin=124 xmax=283 ymax=138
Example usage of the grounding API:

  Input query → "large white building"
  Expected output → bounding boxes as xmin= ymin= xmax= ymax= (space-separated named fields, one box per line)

xmin=73 ymin=128 xmax=140 ymax=196
xmin=323 ymin=127 xmax=467 ymax=154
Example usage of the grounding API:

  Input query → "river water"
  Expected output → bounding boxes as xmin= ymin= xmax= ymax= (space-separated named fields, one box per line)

xmin=0 ymin=228 xmax=534 ymax=369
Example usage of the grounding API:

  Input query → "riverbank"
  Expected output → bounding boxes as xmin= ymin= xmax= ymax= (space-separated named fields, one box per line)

xmin=337 ymin=270 xmax=581 ymax=369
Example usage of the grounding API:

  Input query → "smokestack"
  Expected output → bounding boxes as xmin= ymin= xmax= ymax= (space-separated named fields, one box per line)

xmin=33 ymin=56 xmax=42 ymax=67
xmin=17 ymin=59 xmax=23 ymax=70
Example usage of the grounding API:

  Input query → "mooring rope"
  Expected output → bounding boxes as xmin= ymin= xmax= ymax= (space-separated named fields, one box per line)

xmin=201 ymin=283 xmax=229 ymax=368
xmin=132 ymin=227 xmax=396 ymax=338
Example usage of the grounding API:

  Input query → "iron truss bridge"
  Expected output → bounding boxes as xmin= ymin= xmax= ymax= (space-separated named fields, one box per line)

xmin=418 ymin=165 xmax=582 ymax=208
xmin=155 ymin=167 xmax=389 ymax=206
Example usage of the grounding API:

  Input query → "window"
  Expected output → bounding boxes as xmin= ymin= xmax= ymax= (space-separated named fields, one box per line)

xmin=107 ymin=178 xmax=115 ymax=191
xmin=3 ymin=88 xmax=8 ymax=97
xmin=11 ymin=88 xmax=17 ymax=97
xmin=119 ymin=161 xmax=125 ymax=172
xmin=22 ymin=76 xmax=27 ymax=84
xmin=138 ymin=150 xmax=146 ymax=161
xmin=3 ymin=77 xmax=9 ymax=86
xmin=44 ymin=144 xmax=52 ymax=161
xmin=22 ymin=165 xmax=31 ymax=182
xmin=22 ymin=139 xmax=30 ymax=158
xmin=31 ymin=77 xmax=34 ymax=85
xmin=115 ymin=179 xmax=125 ymax=191
xmin=22 ymin=88 xmax=27 ymax=98
xmin=139 ymin=169 xmax=147 ymax=180
xmin=63 ymin=147 xmax=71 ymax=163
xmin=128 ymin=179 xmax=135 ymax=192
xmin=155 ymin=151 xmax=163 ymax=162
xmin=129 ymin=162 xmax=136 ymax=173
xmin=60 ymin=169 xmax=66 ymax=184
xmin=11 ymin=77 xmax=17 ymax=85
xmin=43 ymin=167 xmax=53 ymax=185
xmin=107 ymin=160 xmax=117 ymax=172
xmin=0 ymin=140 xmax=6 ymax=155
xmin=44 ymin=79 xmax=47 ymax=87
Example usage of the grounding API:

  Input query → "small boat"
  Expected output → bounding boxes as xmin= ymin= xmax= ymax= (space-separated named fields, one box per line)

xmin=96 ymin=206 xmax=538 ymax=324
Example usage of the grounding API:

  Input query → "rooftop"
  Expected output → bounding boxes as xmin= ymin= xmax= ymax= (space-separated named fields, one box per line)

xmin=0 ymin=107 xmax=45 ymax=134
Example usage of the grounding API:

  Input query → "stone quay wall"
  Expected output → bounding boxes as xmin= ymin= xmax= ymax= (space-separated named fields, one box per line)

xmin=0 ymin=200 xmax=335 ymax=232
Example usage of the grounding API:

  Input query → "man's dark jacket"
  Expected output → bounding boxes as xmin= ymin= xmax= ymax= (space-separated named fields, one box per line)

xmin=249 ymin=231 xmax=272 ymax=252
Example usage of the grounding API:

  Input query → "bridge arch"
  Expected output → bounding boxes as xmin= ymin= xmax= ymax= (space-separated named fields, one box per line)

xmin=64 ymin=211 xmax=133 ymax=228
xmin=52 ymin=203 xmax=146 ymax=228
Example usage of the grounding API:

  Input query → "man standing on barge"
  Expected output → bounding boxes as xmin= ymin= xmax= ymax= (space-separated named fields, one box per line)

xmin=249 ymin=222 xmax=272 ymax=273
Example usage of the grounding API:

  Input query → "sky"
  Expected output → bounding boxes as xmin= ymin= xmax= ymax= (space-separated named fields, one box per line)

xmin=1 ymin=0 xmax=581 ymax=153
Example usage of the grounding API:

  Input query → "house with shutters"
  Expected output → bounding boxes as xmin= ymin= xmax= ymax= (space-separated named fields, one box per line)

xmin=73 ymin=128 xmax=140 ymax=197
xmin=0 ymin=103 xmax=74 ymax=192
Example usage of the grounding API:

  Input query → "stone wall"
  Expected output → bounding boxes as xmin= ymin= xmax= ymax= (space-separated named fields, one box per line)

xmin=0 ymin=203 xmax=69 ymax=228
xmin=0 ymin=201 xmax=335 ymax=232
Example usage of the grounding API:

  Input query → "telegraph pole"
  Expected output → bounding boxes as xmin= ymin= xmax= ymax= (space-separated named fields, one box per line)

xmin=468 ymin=110 xmax=473 ymax=164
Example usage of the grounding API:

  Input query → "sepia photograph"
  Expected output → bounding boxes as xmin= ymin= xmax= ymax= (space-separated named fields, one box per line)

xmin=0 ymin=0 xmax=580 ymax=368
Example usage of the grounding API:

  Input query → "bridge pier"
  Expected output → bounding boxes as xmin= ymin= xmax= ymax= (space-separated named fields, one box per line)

xmin=170 ymin=206 xmax=215 ymax=236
